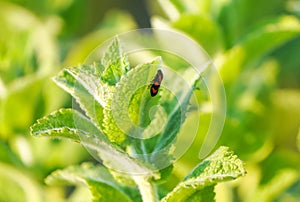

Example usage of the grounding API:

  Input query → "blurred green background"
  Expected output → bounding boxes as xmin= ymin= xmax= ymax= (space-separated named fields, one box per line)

xmin=0 ymin=0 xmax=300 ymax=201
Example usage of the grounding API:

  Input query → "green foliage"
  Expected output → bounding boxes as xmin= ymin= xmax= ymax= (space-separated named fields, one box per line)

xmin=30 ymin=37 xmax=246 ymax=201
xmin=101 ymin=38 xmax=130 ymax=85
xmin=31 ymin=108 xmax=98 ymax=142
xmin=31 ymin=108 xmax=156 ymax=179
xmin=246 ymin=169 xmax=298 ymax=202
xmin=2 ymin=0 xmax=300 ymax=201
xmin=161 ymin=147 xmax=246 ymax=202
xmin=0 ymin=162 xmax=44 ymax=202
xmin=156 ymin=0 xmax=300 ymax=201
xmin=53 ymin=65 xmax=106 ymax=131
xmin=151 ymin=76 xmax=197 ymax=154
xmin=45 ymin=163 xmax=133 ymax=202
xmin=0 ymin=1 xmax=135 ymax=201
xmin=219 ymin=15 xmax=300 ymax=84
xmin=0 ymin=1 xmax=63 ymax=139
xmin=173 ymin=14 xmax=224 ymax=56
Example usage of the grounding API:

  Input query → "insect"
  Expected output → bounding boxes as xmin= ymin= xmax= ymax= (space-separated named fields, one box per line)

xmin=150 ymin=69 xmax=163 ymax=97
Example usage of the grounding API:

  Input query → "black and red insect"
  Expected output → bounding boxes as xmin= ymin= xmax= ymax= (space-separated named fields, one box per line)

xmin=150 ymin=69 xmax=163 ymax=97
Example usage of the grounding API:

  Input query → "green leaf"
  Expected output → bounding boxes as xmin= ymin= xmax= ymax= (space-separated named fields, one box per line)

xmin=102 ymin=102 xmax=127 ymax=144
xmin=151 ymin=76 xmax=201 ymax=157
xmin=184 ymin=186 xmax=215 ymax=202
xmin=161 ymin=146 xmax=246 ymax=202
xmin=0 ymin=162 xmax=43 ymax=202
xmin=67 ymin=63 xmax=110 ymax=107
xmin=103 ymin=57 xmax=164 ymax=145
xmin=154 ymin=164 xmax=173 ymax=184
xmin=275 ymin=178 xmax=300 ymax=202
xmin=245 ymin=169 xmax=298 ymax=202
xmin=268 ymin=90 xmax=300 ymax=152
xmin=259 ymin=148 xmax=300 ymax=186
xmin=271 ymin=36 xmax=300 ymax=88
xmin=0 ymin=2 xmax=59 ymax=83
xmin=216 ymin=0 xmax=287 ymax=45
xmin=108 ymin=169 xmax=136 ymax=186
xmin=53 ymin=65 xmax=106 ymax=130
xmin=219 ymin=59 xmax=278 ymax=157
xmin=110 ymin=57 xmax=162 ymax=136
xmin=30 ymin=108 xmax=158 ymax=178
xmin=0 ymin=141 xmax=24 ymax=167
xmin=173 ymin=14 xmax=224 ymax=56
xmin=219 ymin=15 xmax=300 ymax=83
xmin=45 ymin=162 xmax=133 ymax=202
xmin=54 ymin=63 xmax=125 ymax=144
xmin=30 ymin=108 xmax=102 ymax=142
xmin=101 ymin=37 xmax=130 ymax=85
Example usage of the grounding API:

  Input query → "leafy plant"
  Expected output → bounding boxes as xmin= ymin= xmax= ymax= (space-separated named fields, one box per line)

xmin=154 ymin=0 xmax=300 ymax=201
xmin=30 ymin=38 xmax=246 ymax=201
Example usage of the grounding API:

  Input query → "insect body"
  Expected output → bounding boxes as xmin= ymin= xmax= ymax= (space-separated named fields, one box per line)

xmin=150 ymin=69 xmax=163 ymax=97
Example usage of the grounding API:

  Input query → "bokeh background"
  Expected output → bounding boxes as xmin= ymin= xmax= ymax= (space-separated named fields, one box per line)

xmin=1 ymin=0 xmax=300 ymax=201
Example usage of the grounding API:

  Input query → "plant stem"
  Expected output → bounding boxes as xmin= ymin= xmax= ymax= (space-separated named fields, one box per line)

xmin=133 ymin=175 xmax=158 ymax=202
xmin=140 ymin=139 xmax=150 ymax=162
